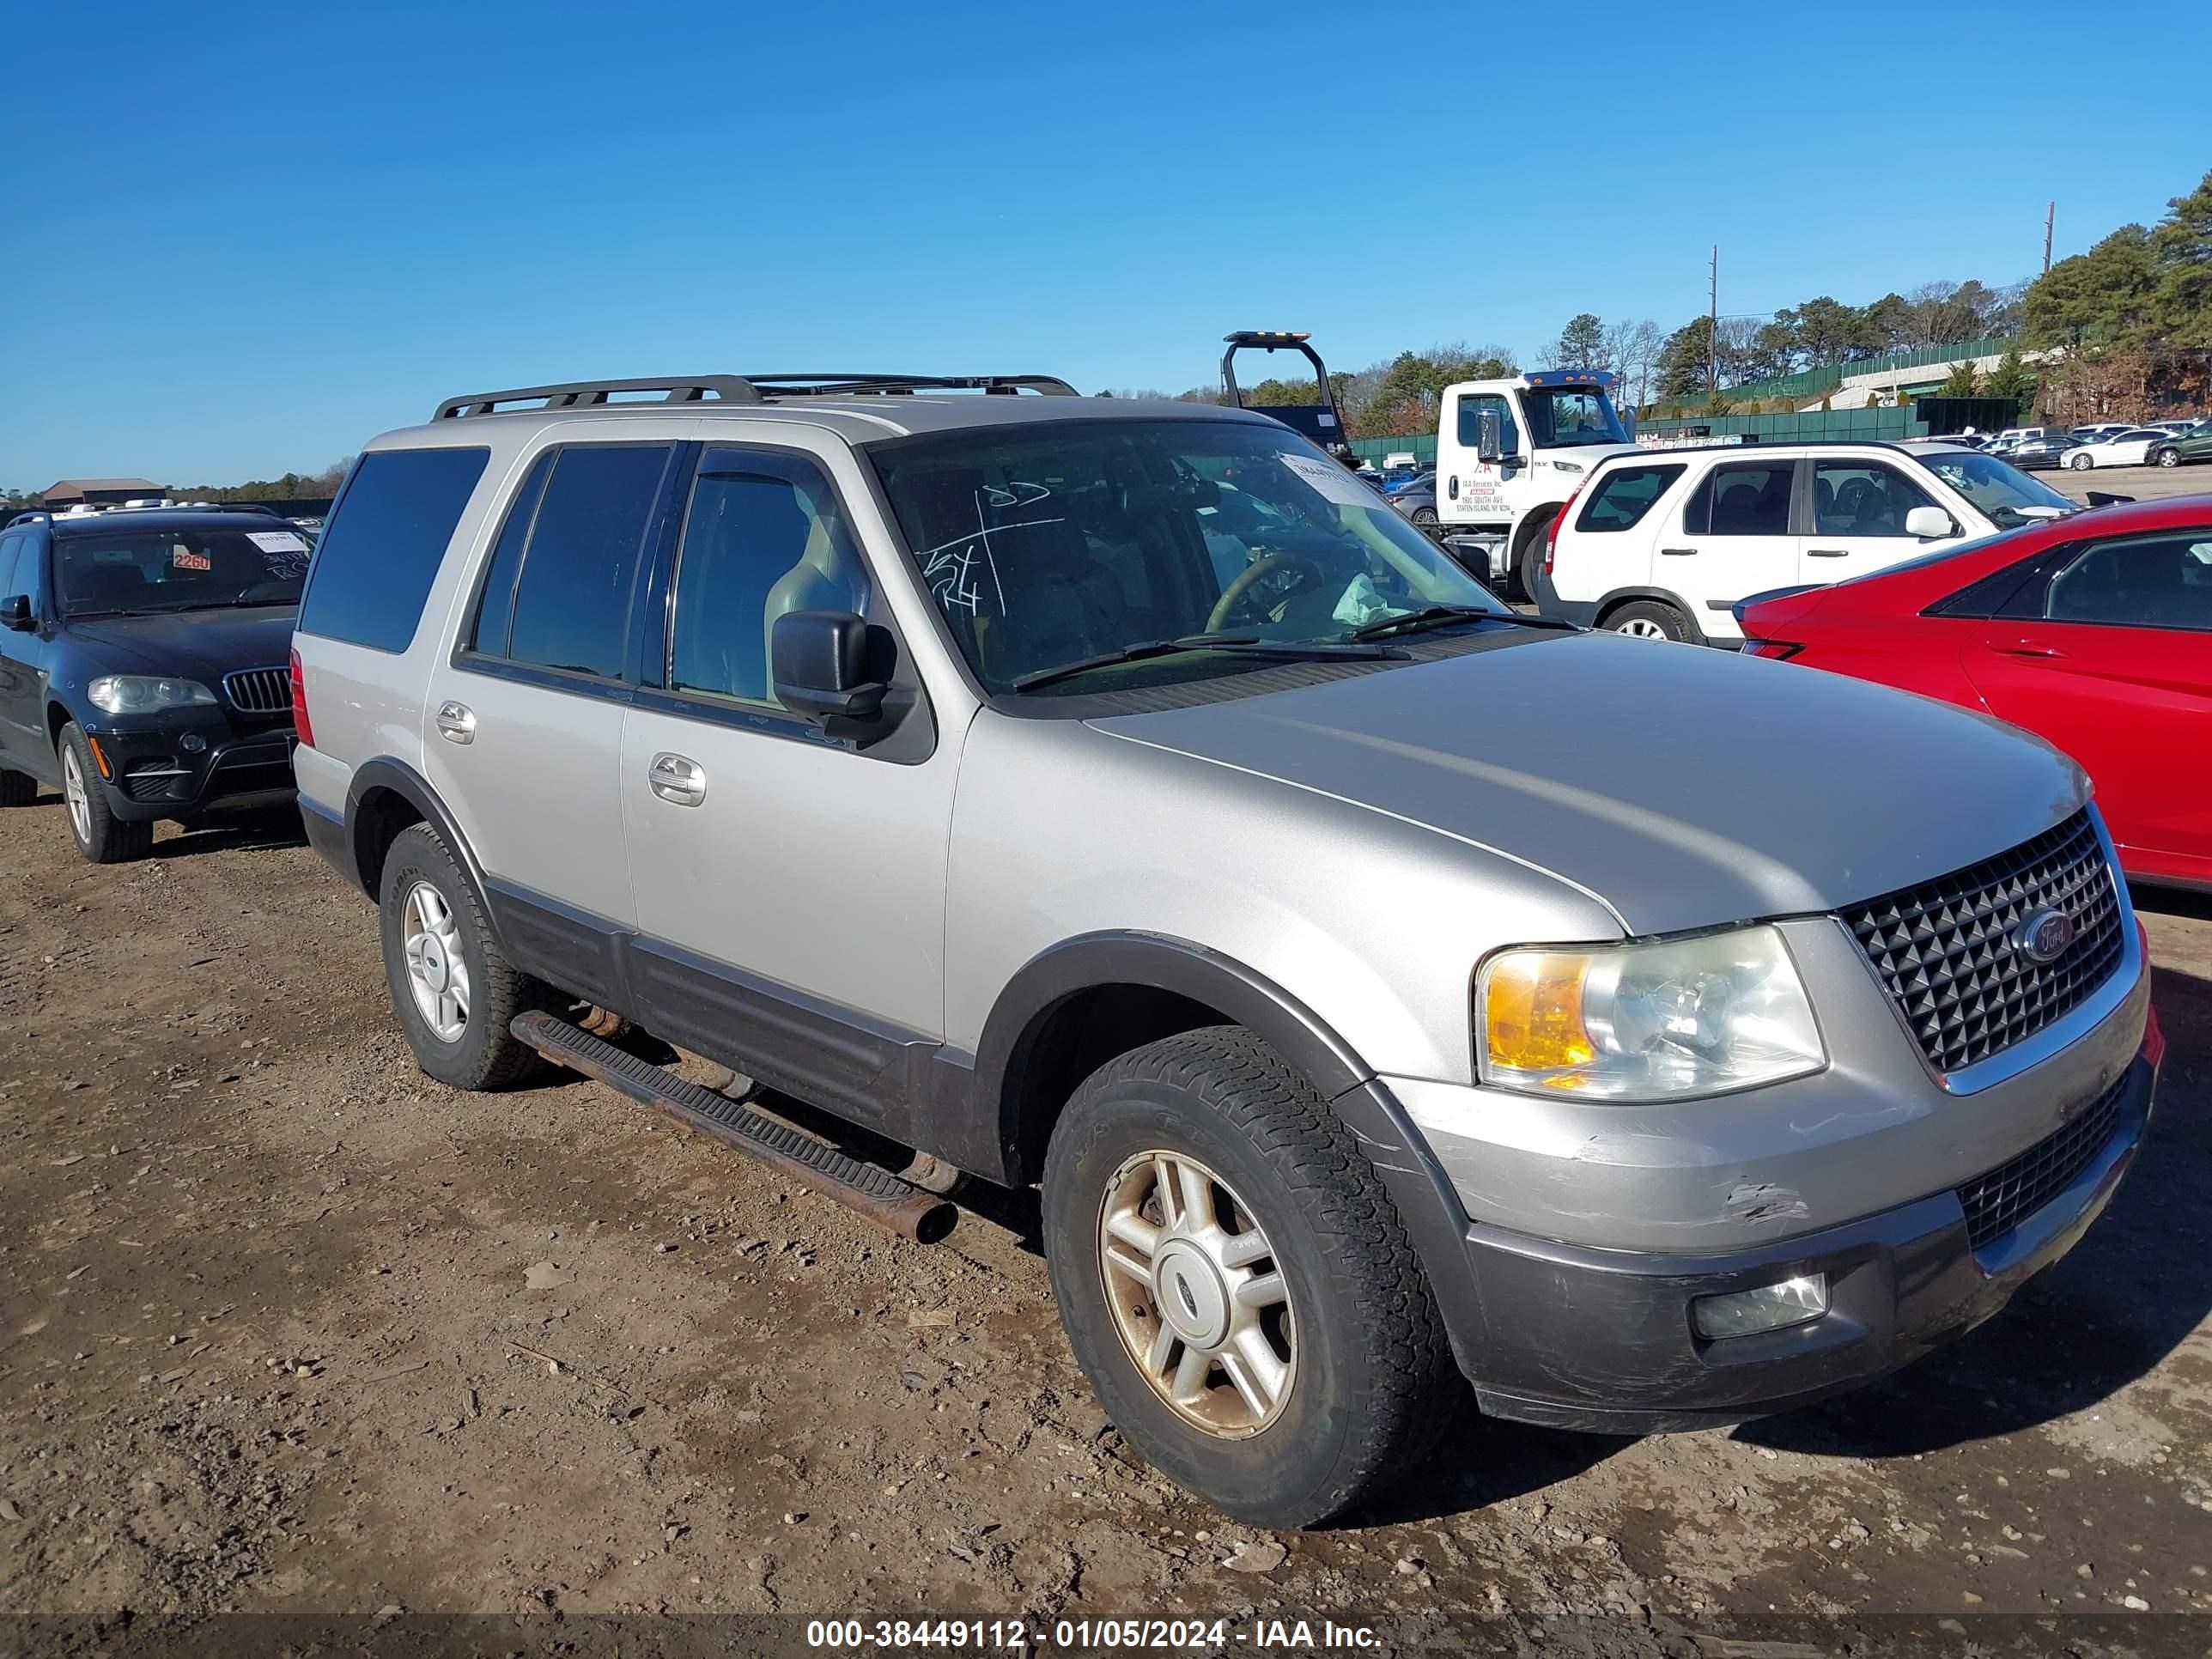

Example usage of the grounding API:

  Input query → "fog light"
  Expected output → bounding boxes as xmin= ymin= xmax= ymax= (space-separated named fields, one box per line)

xmin=179 ymin=732 xmax=207 ymax=754
xmin=1692 ymin=1273 xmax=1827 ymax=1340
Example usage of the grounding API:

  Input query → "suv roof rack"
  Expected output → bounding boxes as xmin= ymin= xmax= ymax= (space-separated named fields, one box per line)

xmin=433 ymin=373 xmax=1079 ymax=422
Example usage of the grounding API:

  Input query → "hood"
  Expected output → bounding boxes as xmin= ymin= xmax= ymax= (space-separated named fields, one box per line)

xmin=65 ymin=607 xmax=298 ymax=683
xmin=1088 ymin=630 xmax=2088 ymax=936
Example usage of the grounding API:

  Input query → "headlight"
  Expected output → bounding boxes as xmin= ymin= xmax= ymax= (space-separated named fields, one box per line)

xmin=86 ymin=675 xmax=217 ymax=714
xmin=1478 ymin=925 xmax=1825 ymax=1102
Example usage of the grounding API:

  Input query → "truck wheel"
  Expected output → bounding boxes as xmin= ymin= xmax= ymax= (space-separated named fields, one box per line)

xmin=378 ymin=822 xmax=550 ymax=1091
xmin=58 ymin=724 xmax=153 ymax=864
xmin=1605 ymin=599 xmax=1693 ymax=642
xmin=1041 ymin=1026 xmax=1456 ymax=1528
xmin=1513 ymin=514 xmax=1557 ymax=602
xmin=0 ymin=768 xmax=36 ymax=807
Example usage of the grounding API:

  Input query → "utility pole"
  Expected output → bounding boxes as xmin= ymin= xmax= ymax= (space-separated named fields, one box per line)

xmin=2043 ymin=202 xmax=2055 ymax=276
xmin=1707 ymin=245 xmax=1718 ymax=396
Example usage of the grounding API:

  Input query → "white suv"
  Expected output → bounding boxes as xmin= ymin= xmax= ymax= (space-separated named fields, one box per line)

xmin=1537 ymin=441 xmax=2082 ymax=644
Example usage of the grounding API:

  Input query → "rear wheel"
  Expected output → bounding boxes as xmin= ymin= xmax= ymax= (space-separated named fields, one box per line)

xmin=1604 ymin=599 xmax=1693 ymax=642
xmin=57 ymin=724 xmax=152 ymax=863
xmin=1410 ymin=506 xmax=1438 ymax=528
xmin=378 ymin=822 xmax=550 ymax=1090
xmin=1041 ymin=1026 xmax=1456 ymax=1528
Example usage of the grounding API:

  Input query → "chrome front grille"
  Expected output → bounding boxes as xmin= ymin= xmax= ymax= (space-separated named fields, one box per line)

xmin=1845 ymin=810 xmax=2124 ymax=1074
xmin=222 ymin=666 xmax=290 ymax=715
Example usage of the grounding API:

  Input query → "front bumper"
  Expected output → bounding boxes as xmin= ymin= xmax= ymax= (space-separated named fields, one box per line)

xmin=1413 ymin=1047 xmax=2156 ymax=1433
xmin=87 ymin=716 xmax=296 ymax=820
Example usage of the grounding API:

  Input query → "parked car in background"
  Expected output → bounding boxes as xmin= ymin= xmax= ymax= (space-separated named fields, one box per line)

xmin=2071 ymin=423 xmax=2133 ymax=442
xmin=1538 ymin=440 xmax=2079 ymax=644
xmin=2008 ymin=433 xmax=2088 ymax=471
xmin=1383 ymin=467 xmax=1433 ymax=496
xmin=2067 ymin=428 xmax=2172 ymax=469
xmin=2148 ymin=418 xmax=2204 ymax=438
xmin=291 ymin=371 xmax=2156 ymax=1527
xmin=1736 ymin=496 xmax=2212 ymax=890
xmin=1388 ymin=471 xmax=1439 ymax=528
xmin=0 ymin=505 xmax=305 ymax=861
xmin=1994 ymin=426 xmax=2051 ymax=447
xmin=2148 ymin=428 xmax=2212 ymax=469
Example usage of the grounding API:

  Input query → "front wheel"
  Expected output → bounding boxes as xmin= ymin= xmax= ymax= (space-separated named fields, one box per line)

xmin=1041 ymin=1027 xmax=1456 ymax=1528
xmin=2157 ymin=447 xmax=2180 ymax=468
xmin=57 ymin=723 xmax=152 ymax=863
xmin=1514 ymin=515 xmax=1557 ymax=601
xmin=2068 ymin=451 xmax=2094 ymax=470
xmin=1409 ymin=506 xmax=1438 ymax=528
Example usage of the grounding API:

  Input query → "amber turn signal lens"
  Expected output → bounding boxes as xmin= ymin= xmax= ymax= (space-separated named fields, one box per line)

xmin=1483 ymin=952 xmax=1595 ymax=1073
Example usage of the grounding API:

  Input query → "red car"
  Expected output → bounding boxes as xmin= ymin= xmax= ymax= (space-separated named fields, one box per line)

xmin=1738 ymin=496 xmax=2212 ymax=890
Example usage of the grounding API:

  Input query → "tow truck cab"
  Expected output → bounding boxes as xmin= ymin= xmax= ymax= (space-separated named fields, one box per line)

xmin=1434 ymin=369 xmax=1639 ymax=597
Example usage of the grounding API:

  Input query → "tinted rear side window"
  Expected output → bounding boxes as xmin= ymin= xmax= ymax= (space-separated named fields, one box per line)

xmin=299 ymin=447 xmax=489 ymax=652
xmin=467 ymin=449 xmax=556 ymax=656
xmin=1576 ymin=464 xmax=1684 ymax=532
xmin=505 ymin=445 xmax=672 ymax=679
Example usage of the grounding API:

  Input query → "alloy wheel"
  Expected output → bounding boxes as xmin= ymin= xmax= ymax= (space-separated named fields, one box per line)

xmin=401 ymin=880 xmax=471 ymax=1042
xmin=1097 ymin=1149 xmax=1296 ymax=1437
xmin=1615 ymin=617 xmax=1671 ymax=639
xmin=61 ymin=744 xmax=91 ymax=847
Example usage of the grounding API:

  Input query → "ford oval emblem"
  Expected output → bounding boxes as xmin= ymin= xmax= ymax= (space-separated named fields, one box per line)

xmin=2013 ymin=907 xmax=2077 ymax=965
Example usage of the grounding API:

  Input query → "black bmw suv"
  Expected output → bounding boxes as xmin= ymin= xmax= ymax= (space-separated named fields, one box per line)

xmin=0 ymin=505 xmax=307 ymax=862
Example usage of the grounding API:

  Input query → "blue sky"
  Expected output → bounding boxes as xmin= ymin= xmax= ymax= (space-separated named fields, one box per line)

xmin=4 ymin=1 xmax=2206 ymax=489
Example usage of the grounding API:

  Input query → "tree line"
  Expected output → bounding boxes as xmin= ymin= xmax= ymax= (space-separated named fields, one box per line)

xmin=3 ymin=462 xmax=349 ymax=512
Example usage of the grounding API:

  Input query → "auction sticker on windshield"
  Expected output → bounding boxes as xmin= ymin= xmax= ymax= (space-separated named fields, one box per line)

xmin=247 ymin=530 xmax=311 ymax=554
xmin=1278 ymin=452 xmax=1375 ymax=507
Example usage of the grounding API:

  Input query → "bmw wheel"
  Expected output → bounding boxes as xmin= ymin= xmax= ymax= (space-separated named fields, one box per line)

xmin=57 ymin=723 xmax=152 ymax=864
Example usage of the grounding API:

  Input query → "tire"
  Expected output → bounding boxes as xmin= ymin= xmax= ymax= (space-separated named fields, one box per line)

xmin=56 ymin=723 xmax=153 ymax=864
xmin=1513 ymin=514 xmax=1556 ymax=602
xmin=1041 ymin=1026 xmax=1457 ymax=1528
xmin=0 ymin=768 xmax=35 ymax=808
xmin=377 ymin=821 xmax=550 ymax=1090
xmin=1604 ymin=599 xmax=1693 ymax=642
xmin=2068 ymin=451 xmax=2094 ymax=470
xmin=2156 ymin=447 xmax=2180 ymax=468
xmin=1410 ymin=506 xmax=1438 ymax=528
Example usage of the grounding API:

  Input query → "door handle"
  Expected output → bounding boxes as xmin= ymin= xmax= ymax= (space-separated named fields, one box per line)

xmin=1807 ymin=548 xmax=1850 ymax=558
xmin=648 ymin=752 xmax=706 ymax=805
xmin=435 ymin=701 xmax=477 ymax=744
xmin=1658 ymin=546 xmax=1697 ymax=556
xmin=1990 ymin=636 xmax=2067 ymax=659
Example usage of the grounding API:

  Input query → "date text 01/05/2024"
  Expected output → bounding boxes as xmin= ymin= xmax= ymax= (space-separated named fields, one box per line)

xmin=805 ymin=1617 xmax=1382 ymax=1650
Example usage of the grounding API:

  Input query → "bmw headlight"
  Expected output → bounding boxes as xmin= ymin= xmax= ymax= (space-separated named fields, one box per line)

xmin=1478 ymin=926 xmax=1825 ymax=1102
xmin=86 ymin=675 xmax=217 ymax=715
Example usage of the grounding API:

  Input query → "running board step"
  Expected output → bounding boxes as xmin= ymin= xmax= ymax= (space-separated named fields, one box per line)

xmin=509 ymin=1010 xmax=956 ymax=1243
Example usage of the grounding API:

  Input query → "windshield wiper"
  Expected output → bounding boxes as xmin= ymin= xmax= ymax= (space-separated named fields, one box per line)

xmin=1012 ymin=633 xmax=1393 ymax=693
xmin=1350 ymin=605 xmax=1579 ymax=641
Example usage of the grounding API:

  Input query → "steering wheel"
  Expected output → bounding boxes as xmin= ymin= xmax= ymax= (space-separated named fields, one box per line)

xmin=1206 ymin=552 xmax=1329 ymax=634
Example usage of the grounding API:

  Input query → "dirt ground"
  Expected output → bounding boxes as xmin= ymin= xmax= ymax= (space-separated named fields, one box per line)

xmin=3 ymin=793 xmax=2210 ymax=1653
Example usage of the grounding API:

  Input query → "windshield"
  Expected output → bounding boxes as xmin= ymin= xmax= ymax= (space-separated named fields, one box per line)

xmin=1520 ymin=387 xmax=1629 ymax=448
xmin=870 ymin=419 xmax=1510 ymax=695
xmin=1914 ymin=450 xmax=2078 ymax=529
xmin=55 ymin=525 xmax=310 ymax=617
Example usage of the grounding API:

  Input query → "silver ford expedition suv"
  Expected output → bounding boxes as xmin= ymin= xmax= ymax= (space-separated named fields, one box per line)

xmin=289 ymin=374 xmax=2160 ymax=1527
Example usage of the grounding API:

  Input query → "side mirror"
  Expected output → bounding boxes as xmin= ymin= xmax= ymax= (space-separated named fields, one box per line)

xmin=1475 ymin=410 xmax=1504 ymax=465
xmin=1903 ymin=506 xmax=1955 ymax=540
xmin=772 ymin=611 xmax=886 ymax=727
xmin=2 ymin=594 xmax=31 ymax=632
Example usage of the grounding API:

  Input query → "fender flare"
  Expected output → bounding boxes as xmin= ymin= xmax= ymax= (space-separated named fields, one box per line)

xmin=973 ymin=932 xmax=1476 ymax=1317
xmin=343 ymin=757 xmax=502 ymax=943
